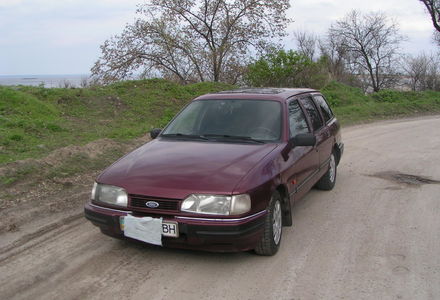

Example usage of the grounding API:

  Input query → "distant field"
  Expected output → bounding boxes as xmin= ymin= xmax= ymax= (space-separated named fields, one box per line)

xmin=1 ymin=79 xmax=440 ymax=165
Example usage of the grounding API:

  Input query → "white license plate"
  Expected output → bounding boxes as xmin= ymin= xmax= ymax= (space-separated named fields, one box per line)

xmin=161 ymin=222 xmax=179 ymax=237
xmin=120 ymin=217 xmax=179 ymax=238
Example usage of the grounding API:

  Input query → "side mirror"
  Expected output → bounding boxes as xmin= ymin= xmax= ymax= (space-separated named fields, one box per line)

xmin=150 ymin=128 xmax=162 ymax=139
xmin=282 ymin=133 xmax=316 ymax=161
xmin=290 ymin=133 xmax=316 ymax=147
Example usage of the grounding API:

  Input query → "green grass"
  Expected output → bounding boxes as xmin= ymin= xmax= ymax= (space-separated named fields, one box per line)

xmin=0 ymin=87 xmax=64 ymax=162
xmin=321 ymin=81 xmax=440 ymax=125
xmin=1 ymin=79 xmax=440 ymax=166
xmin=0 ymin=79 xmax=233 ymax=164
xmin=0 ymin=162 xmax=39 ymax=185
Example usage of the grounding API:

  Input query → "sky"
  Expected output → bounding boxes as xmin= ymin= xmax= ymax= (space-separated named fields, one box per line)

xmin=0 ymin=0 xmax=438 ymax=75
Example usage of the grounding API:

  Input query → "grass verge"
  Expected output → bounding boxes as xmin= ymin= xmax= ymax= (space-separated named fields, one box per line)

xmin=1 ymin=79 xmax=439 ymax=190
xmin=322 ymin=82 xmax=440 ymax=125
xmin=0 ymin=79 xmax=233 ymax=164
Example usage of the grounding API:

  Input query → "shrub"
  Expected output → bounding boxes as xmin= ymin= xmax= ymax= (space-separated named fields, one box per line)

xmin=245 ymin=50 xmax=330 ymax=89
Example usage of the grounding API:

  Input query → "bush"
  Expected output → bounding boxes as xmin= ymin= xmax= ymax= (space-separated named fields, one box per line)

xmin=371 ymin=90 xmax=401 ymax=102
xmin=245 ymin=50 xmax=330 ymax=89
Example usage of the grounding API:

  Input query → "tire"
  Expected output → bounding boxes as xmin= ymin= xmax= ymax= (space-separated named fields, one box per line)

xmin=316 ymin=152 xmax=337 ymax=191
xmin=255 ymin=191 xmax=283 ymax=256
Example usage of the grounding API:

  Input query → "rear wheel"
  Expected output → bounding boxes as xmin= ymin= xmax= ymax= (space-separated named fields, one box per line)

xmin=255 ymin=191 xmax=283 ymax=256
xmin=316 ymin=152 xmax=337 ymax=190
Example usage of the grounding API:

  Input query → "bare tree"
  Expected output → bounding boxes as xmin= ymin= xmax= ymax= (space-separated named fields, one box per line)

xmin=80 ymin=77 xmax=89 ymax=88
xmin=404 ymin=52 xmax=440 ymax=91
xmin=426 ymin=57 xmax=440 ymax=90
xmin=425 ymin=53 xmax=440 ymax=90
xmin=328 ymin=11 xmax=405 ymax=92
xmin=404 ymin=53 xmax=431 ymax=91
xmin=293 ymin=30 xmax=318 ymax=61
xmin=318 ymin=38 xmax=347 ymax=80
xmin=419 ymin=0 xmax=440 ymax=33
xmin=59 ymin=80 xmax=73 ymax=89
xmin=91 ymin=0 xmax=291 ymax=84
xmin=292 ymin=30 xmax=356 ymax=86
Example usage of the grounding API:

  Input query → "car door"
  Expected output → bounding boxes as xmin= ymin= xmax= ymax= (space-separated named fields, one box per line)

xmin=299 ymin=96 xmax=330 ymax=169
xmin=282 ymin=99 xmax=319 ymax=199
xmin=312 ymin=94 xmax=335 ymax=165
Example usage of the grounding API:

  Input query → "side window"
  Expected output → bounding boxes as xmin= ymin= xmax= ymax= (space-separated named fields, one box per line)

xmin=288 ymin=100 xmax=310 ymax=138
xmin=300 ymin=97 xmax=323 ymax=131
xmin=313 ymin=95 xmax=334 ymax=123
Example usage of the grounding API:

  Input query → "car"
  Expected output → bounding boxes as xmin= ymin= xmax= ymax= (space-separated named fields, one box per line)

xmin=84 ymin=88 xmax=344 ymax=256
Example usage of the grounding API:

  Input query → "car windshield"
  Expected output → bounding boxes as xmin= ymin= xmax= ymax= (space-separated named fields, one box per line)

xmin=162 ymin=99 xmax=282 ymax=142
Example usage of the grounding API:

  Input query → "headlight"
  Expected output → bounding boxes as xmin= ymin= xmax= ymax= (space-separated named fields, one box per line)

xmin=181 ymin=194 xmax=251 ymax=215
xmin=91 ymin=182 xmax=128 ymax=207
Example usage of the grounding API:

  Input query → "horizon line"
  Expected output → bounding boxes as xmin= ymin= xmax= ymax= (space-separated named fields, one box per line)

xmin=0 ymin=73 xmax=91 ymax=77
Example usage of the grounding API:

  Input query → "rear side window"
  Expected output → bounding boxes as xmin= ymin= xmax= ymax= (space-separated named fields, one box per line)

xmin=313 ymin=95 xmax=333 ymax=123
xmin=300 ymin=97 xmax=323 ymax=131
xmin=288 ymin=100 xmax=310 ymax=137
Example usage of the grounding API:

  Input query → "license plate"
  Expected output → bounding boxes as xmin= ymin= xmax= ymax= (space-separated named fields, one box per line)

xmin=161 ymin=222 xmax=178 ymax=237
xmin=120 ymin=217 xmax=179 ymax=238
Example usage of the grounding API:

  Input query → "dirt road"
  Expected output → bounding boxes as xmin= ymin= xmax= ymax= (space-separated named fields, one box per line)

xmin=1 ymin=116 xmax=440 ymax=300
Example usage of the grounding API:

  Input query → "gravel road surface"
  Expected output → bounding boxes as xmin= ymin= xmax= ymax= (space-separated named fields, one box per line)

xmin=1 ymin=116 xmax=439 ymax=300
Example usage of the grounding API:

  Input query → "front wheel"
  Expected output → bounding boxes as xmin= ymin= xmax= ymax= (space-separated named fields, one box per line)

xmin=316 ymin=152 xmax=337 ymax=190
xmin=255 ymin=191 xmax=283 ymax=256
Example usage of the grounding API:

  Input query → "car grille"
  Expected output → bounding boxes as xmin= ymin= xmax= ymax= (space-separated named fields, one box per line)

xmin=129 ymin=194 xmax=179 ymax=211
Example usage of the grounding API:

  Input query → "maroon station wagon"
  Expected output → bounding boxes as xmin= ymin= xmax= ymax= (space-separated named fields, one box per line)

xmin=85 ymin=88 xmax=343 ymax=255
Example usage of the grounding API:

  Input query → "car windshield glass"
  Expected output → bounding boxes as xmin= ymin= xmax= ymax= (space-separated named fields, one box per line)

xmin=162 ymin=99 xmax=282 ymax=142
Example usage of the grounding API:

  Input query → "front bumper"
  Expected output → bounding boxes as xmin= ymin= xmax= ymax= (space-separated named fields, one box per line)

xmin=84 ymin=202 xmax=266 ymax=252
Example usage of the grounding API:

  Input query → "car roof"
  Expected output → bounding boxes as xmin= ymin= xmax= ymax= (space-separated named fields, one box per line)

xmin=194 ymin=88 xmax=319 ymax=102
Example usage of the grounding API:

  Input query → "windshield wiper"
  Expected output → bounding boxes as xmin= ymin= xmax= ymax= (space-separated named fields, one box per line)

xmin=161 ymin=133 xmax=209 ymax=140
xmin=202 ymin=134 xmax=265 ymax=144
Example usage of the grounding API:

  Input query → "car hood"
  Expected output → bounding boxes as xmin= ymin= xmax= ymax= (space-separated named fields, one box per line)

xmin=98 ymin=139 xmax=279 ymax=199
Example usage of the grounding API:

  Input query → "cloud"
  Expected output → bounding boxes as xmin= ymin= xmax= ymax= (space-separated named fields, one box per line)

xmin=0 ymin=0 xmax=141 ymax=74
xmin=0 ymin=0 xmax=438 ymax=75
xmin=286 ymin=0 xmax=437 ymax=53
xmin=0 ymin=0 xmax=23 ymax=7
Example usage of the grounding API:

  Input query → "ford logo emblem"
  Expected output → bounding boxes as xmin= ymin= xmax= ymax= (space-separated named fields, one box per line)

xmin=145 ymin=201 xmax=159 ymax=208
